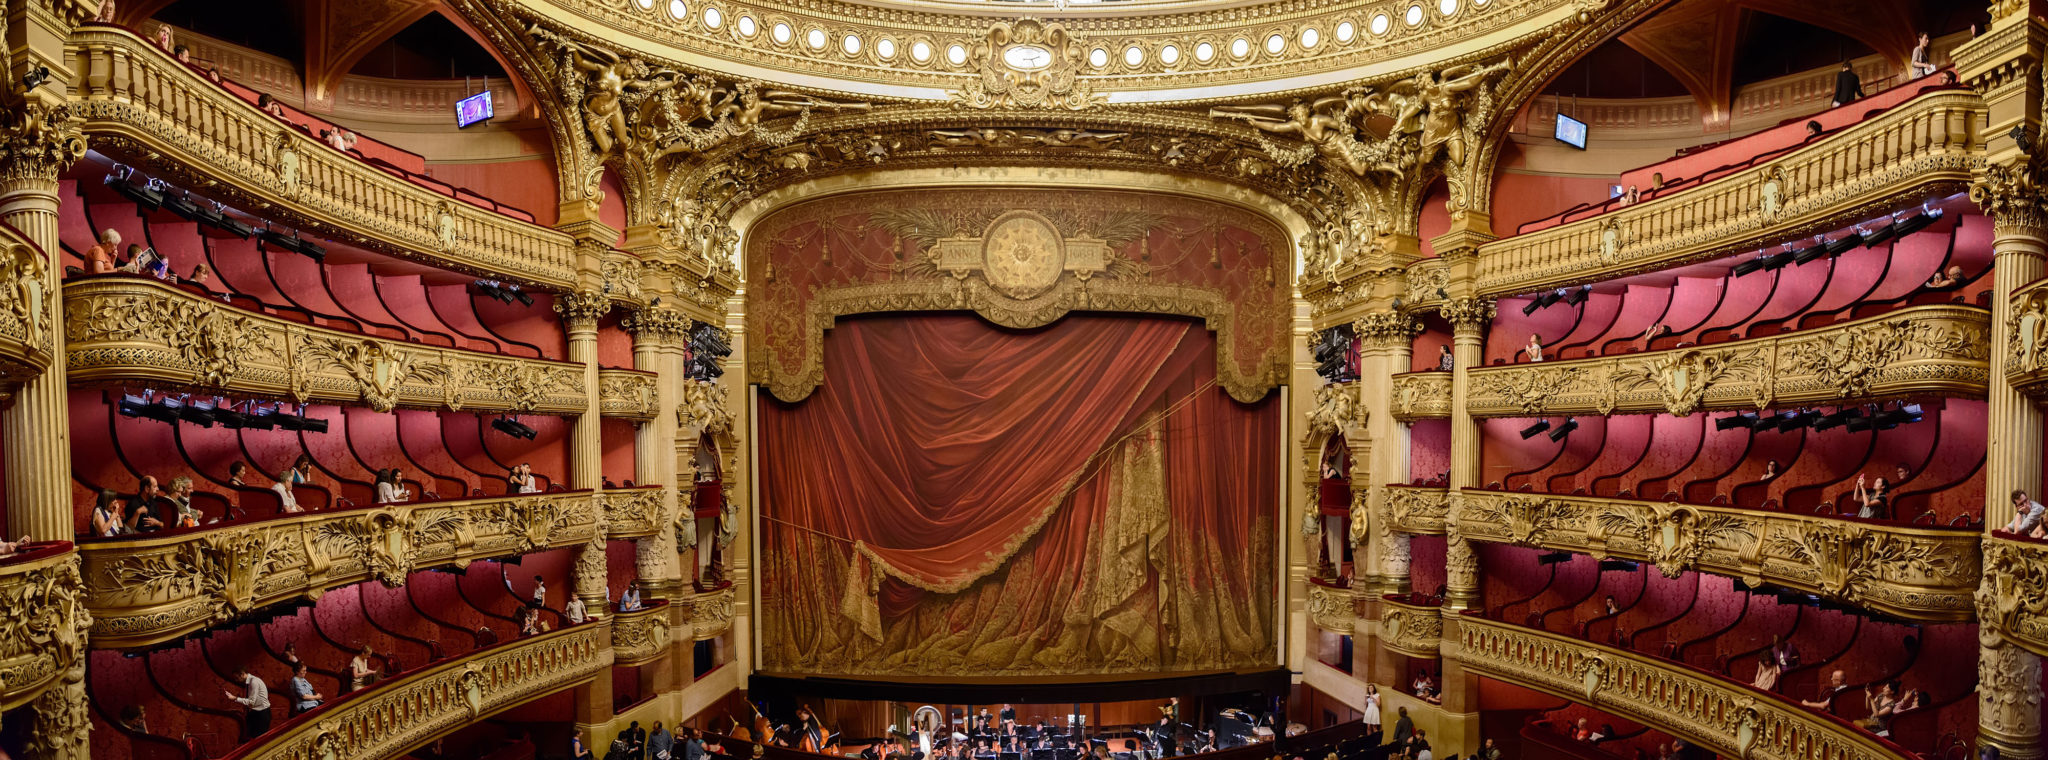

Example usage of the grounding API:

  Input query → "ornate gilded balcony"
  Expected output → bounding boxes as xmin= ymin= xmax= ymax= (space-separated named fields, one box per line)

xmin=1454 ymin=490 xmax=1981 ymax=621
xmin=602 ymin=486 xmax=667 ymax=539
xmin=78 ymin=491 xmax=602 ymax=648
xmin=1390 ymin=371 xmax=1453 ymax=421
xmin=1979 ymin=536 xmax=2048 ymax=658
xmin=684 ymin=584 xmax=739 ymax=641
xmin=1306 ymin=582 xmax=1357 ymax=635
xmin=599 ymin=368 xmax=661 ymax=420
xmin=64 ymin=276 xmax=588 ymax=415
xmin=1380 ymin=595 xmax=1442 ymax=659
xmin=1465 ymin=304 xmax=1990 ymax=419
xmin=0 ymin=544 xmax=87 ymax=715
xmin=612 ymin=600 xmax=673 ymax=666
xmin=1458 ymin=614 xmax=1913 ymax=760
xmin=1386 ymin=485 xmax=1451 ymax=535
xmin=1472 ymin=90 xmax=1984 ymax=295
xmin=239 ymin=621 xmax=610 ymax=760
xmin=0 ymin=225 xmax=54 ymax=403
xmin=68 ymin=27 xmax=580 ymax=288
xmin=2000 ymin=276 xmax=2048 ymax=399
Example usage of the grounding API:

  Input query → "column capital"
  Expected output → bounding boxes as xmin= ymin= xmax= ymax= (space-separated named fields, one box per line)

xmin=1974 ymin=159 xmax=2048 ymax=243
xmin=622 ymin=307 xmax=692 ymax=343
xmin=1439 ymin=297 xmax=1497 ymax=336
xmin=0 ymin=102 xmax=85 ymax=190
xmin=1351 ymin=310 xmax=1420 ymax=348
xmin=554 ymin=289 xmax=613 ymax=332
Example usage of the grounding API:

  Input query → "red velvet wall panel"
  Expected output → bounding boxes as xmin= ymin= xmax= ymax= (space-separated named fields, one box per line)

xmin=597 ymin=319 xmax=636 ymax=369
xmin=422 ymin=156 xmax=562 ymax=227
xmin=326 ymin=263 xmax=429 ymax=342
xmin=1410 ymin=328 xmax=1453 ymax=373
xmin=1489 ymin=169 xmax=1618 ymax=236
xmin=1553 ymin=293 xmax=1624 ymax=360
xmin=602 ymin=418 xmax=639 ymax=486
xmin=1617 ymin=414 xmax=1705 ymax=498
xmin=1409 ymin=420 xmax=1451 ymax=484
xmin=1408 ymin=534 xmax=1446 ymax=596
xmin=1416 ymin=181 xmax=1451 ymax=258
xmin=375 ymin=274 xmax=476 ymax=349
xmin=1479 ymin=418 xmax=1564 ymax=488
xmin=1490 ymin=295 xmax=1584 ymax=363
xmin=1561 ymin=416 xmax=1651 ymax=496
xmin=469 ymin=288 xmax=567 ymax=358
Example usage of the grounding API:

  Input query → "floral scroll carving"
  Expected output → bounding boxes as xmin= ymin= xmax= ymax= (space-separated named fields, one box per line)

xmin=1593 ymin=503 xmax=1755 ymax=578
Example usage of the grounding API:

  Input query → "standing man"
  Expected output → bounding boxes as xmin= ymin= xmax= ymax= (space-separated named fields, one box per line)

xmin=650 ymin=722 xmax=675 ymax=760
xmin=1830 ymin=61 xmax=1863 ymax=108
xmin=1390 ymin=707 xmax=1413 ymax=747
xmin=622 ymin=720 xmax=647 ymax=759
xmin=222 ymin=665 xmax=272 ymax=741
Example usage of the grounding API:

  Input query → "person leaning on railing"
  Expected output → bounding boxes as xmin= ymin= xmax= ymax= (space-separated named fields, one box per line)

xmin=2004 ymin=490 xmax=2047 ymax=538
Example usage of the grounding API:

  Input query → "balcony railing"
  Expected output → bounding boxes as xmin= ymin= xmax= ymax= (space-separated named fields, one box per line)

xmin=1458 ymin=614 xmax=1915 ymax=760
xmin=1306 ymin=581 xmax=1356 ymax=635
xmin=64 ymin=276 xmax=589 ymax=415
xmin=0 ymin=543 xmax=85 ymax=712
xmin=0 ymin=224 xmax=53 ymax=402
xmin=1465 ymin=304 xmax=1990 ymax=418
xmin=67 ymin=27 xmax=579 ymax=288
xmin=1390 ymin=371 xmax=1452 ymax=421
xmin=1454 ymin=490 xmax=1980 ymax=621
xmin=602 ymin=486 xmax=667 ymax=538
xmin=78 ymin=491 xmax=602 ymax=648
xmin=1471 ymin=90 xmax=1984 ymax=296
xmin=612 ymin=600 xmax=672 ymax=665
xmin=1380 ymin=594 xmax=1442 ymax=658
xmin=1980 ymin=535 xmax=2048 ymax=659
xmin=684 ymin=584 xmax=739 ymax=641
xmin=599 ymin=368 xmax=660 ymax=420
xmin=1386 ymin=485 xmax=1451 ymax=535
xmin=2002 ymin=275 xmax=2048 ymax=399
xmin=225 ymin=621 xmax=610 ymax=760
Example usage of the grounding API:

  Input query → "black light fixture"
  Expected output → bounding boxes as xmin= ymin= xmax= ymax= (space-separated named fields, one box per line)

xmin=1732 ymin=253 xmax=1770 ymax=277
xmin=491 ymin=416 xmax=538 ymax=440
xmin=2012 ymin=124 xmax=2032 ymax=153
xmin=1859 ymin=222 xmax=1897 ymax=247
xmin=1536 ymin=551 xmax=1574 ymax=565
xmin=211 ymin=203 xmax=255 ymax=239
xmin=1562 ymin=285 xmax=1592 ymax=306
xmin=1714 ymin=413 xmax=1757 ymax=431
xmin=177 ymin=397 xmax=218 ymax=427
xmin=1749 ymin=413 xmax=1781 ymax=433
xmin=1312 ymin=326 xmax=1353 ymax=383
xmin=1790 ymin=242 xmax=1832 ymax=265
xmin=1518 ymin=420 xmax=1552 ymax=439
xmin=1812 ymin=406 xmax=1862 ymax=432
xmin=105 ymin=167 xmax=163 ymax=209
xmin=1598 ymin=559 xmax=1637 ymax=572
xmin=19 ymin=64 xmax=51 ymax=92
xmin=1775 ymin=410 xmax=1814 ymax=431
xmin=258 ymin=228 xmax=325 ymax=261
xmin=1823 ymin=230 xmax=1865 ymax=255
xmin=1893 ymin=207 xmax=1943 ymax=237
xmin=1546 ymin=417 xmax=1579 ymax=442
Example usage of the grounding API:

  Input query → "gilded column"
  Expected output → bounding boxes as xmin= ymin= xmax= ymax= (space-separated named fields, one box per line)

xmin=557 ymin=291 xmax=611 ymax=610
xmin=626 ymin=308 xmax=689 ymax=602
xmin=1978 ymin=631 xmax=2045 ymax=760
xmin=0 ymin=103 xmax=83 ymax=543
xmin=1440 ymin=297 xmax=1493 ymax=611
xmin=1353 ymin=311 xmax=1418 ymax=595
xmin=1974 ymin=168 xmax=2048 ymax=530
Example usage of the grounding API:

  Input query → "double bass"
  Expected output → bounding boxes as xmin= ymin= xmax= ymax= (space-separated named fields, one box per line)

xmin=797 ymin=705 xmax=826 ymax=753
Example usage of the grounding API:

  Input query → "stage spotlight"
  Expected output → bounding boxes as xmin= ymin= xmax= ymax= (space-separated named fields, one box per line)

xmin=1758 ymin=252 xmax=1790 ymax=271
xmin=1775 ymin=410 xmax=1813 ymax=431
xmin=1312 ymin=327 xmax=1352 ymax=382
xmin=105 ymin=167 xmax=163 ymax=209
xmin=1518 ymin=420 xmax=1552 ymax=439
xmin=1537 ymin=552 xmax=1574 ymax=565
xmin=1790 ymin=243 xmax=1831 ymax=265
xmin=1598 ymin=559 xmax=1637 ymax=572
xmin=1562 ymin=285 xmax=1591 ymax=306
xmin=1546 ymin=417 xmax=1579 ymax=442
xmin=20 ymin=64 xmax=51 ymax=92
xmin=259 ymin=228 xmax=325 ymax=261
xmin=117 ymin=393 xmax=152 ymax=418
xmin=1811 ymin=406 xmax=1861 ymax=431
xmin=245 ymin=403 xmax=281 ymax=431
xmin=491 ymin=416 xmax=538 ymax=440
xmin=178 ymin=397 xmax=218 ymax=427
xmin=1749 ymin=414 xmax=1781 ymax=433
xmin=1859 ymin=222 xmax=1897 ymax=247
xmin=1714 ymin=413 xmax=1757 ymax=431
xmin=1824 ymin=231 xmax=1864 ymax=255
xmin=211 ymin=204 xmax=255 ymax=239
xmin=1732 ymin=255 xmax=1768 ymax=277
xmin=1892 ymin=208 xmax=1942 ymax=237
xmin=1520 ymin=298 xmax=1542 ymax=316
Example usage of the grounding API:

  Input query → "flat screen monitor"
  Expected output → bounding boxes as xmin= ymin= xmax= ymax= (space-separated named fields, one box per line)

xmin=1555 ymin=113 xmax=1588 ymax=149
xmin=455 ymin=91 xmax=493 ymax=128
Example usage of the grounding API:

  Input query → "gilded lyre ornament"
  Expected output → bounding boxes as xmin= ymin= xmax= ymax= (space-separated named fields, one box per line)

xmin=294 ymin=335 xmax=445 ymax=413
xmin=1613 ymin=348 xmax=1763 ymax=417
xmin=1593 ymin=503 xmax=1755 ymax=578
xmin=951 ymin=19 xmax=1104 ymax=110
xmin=1977 ymin=540 xmax=2048 ymax=644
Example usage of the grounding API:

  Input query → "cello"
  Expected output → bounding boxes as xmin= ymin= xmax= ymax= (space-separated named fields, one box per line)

xmin=797 ymin=705 xmax=824 ymax=753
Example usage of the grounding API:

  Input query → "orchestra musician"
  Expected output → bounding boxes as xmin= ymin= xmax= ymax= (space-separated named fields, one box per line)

xmin=796 ymin=706 xmax=825 ymax=753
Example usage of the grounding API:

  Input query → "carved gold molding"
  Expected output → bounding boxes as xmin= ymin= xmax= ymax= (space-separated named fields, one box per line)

xmin=237 ymin=622 xmax=609 ymax=760
xmin=68 ymin=27 xmax=580 ymax=289
xmin=1390 ymin=371 xmax=1451 ymax=420
xmin=686 ymin=584 xmax=737 ymax=640
xmin=599 ymin=368 xmax=661 ymax=420
xmin=1456 ymin=490 xmax=1981 ymax=621
xmin=1385 ymin=485 xmax=1450 ymax=535
xmin=1467 ymin=91 xmax=1982 ymax=297
xmin=1465 ymin=305 xmax=1991 ymax=418
xmin=1306 ymin=582 xmax=1357 ymax=634
xmin=603 ymin=486 xmax=668 ymax=538
xmin=1460 ymin=615 xmax=1916 ymax=760
xmin=1980 ymin=537 xmax=2048 ymax=658
xmin=1379 ymin=594 xmax=1442 ymax=658
xmin=2000 ymin=279 xmax=2048 ymax=397
xmin=78 ymin=492 xmax=602 ymax=649
xmin=612 ymin=600 xmax=673 ymax=665
xmin=64 ymin=277 xmax=590 ymax=415
xmin=0 ymin=225 xmax=56 ymax=404
xmin=0 ymin=546 xmax=87 ymax=716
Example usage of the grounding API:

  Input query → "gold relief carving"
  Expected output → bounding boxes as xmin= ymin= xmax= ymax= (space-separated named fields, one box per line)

xmin=1470 ymin=93 xmax=1981 ymax=296
xmin=1978 ymin=637 xmax=2046 ymax=751
xmin=1971 ymin=158 xmax=2048 ymax=238
xmin=0 ymin=102 xmax=87 ymax=183
xmin=1465 ymin=305 xmax=1990 ymax=418
xmin=553 ymin=290 xmax=612 ymax=329
xmin=1305 ymin=382 xmax=1364 ymax=439
xmin=233 ymin=625 xmax=607 ymax=760
xmin=1352 ymin=311 xmax=1421 ymax=348
xmin=1306 ymin=583 xmax=1355 ymax=634
xmin=1403 ymin=259 xmax=1451 ymax=309
xmin=82 ymin=493 xmax=599 ymax=648
xmin=64 ymin=284 xmax=272 ymax=387
xmin=1390 ymin=372 xmax=1452 ymax=421
xmin=1455 ymin=490 xmax=1976 ymax=620
xmin=678 ymin=379 xmax=735 ymax=436
xmin=1438 ymin=297 xmax=1496 ymax=334
xmin=1385 ymin=486 xmax=1450 ymax=535
xmin=1980 ymin=539 xmax=2048 ymax=655
xmin=1458 ymin=615 xmax=1922 ymax=760
xmin=688 ymin=585 xmax=737 ymax=640
xmin=0 ymin=550 xmax=88 ymax=724
xmin=623 ymin=307 xmax=691 ymax=342
xmin=1757 ymin=165 xmax=1790 ymax=223
xmin=612 ymin=605 xmax=671 ymax=663
xmin=598 ymin=369 xmax=660 ymax=420
xmin=602 ymin=488 xmax=666 ymax=538
xmin=602 ymin=254 xmax=645 ymax=302
xmin=927 ymin=129 xmax=1129 ymax=153
xmin=294 ymin=335 xmax=447 ymax=413
xmin=950 ymin=20 xmax=1103 ymax=111
xmin=1380 ymin=599 xmax=1442 ymax=658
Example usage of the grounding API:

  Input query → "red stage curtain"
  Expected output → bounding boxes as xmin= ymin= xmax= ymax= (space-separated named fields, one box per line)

xmin=759 ymin=313 xmax=1277 ymax=676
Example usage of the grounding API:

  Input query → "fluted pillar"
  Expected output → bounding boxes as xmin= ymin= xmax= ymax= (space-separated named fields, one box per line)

xmin=557 ymin=292 xmax=612 ymax=610
xmin=1441 ymin=298 xmax=1493 ymax=610
xmin=1353 ymin=311 xmax=1417 ymax=595
xmin=0 ymin=104 xmax=82 ymax=544
xmin=626 ymin=308 xmax=690 ymax=602
xmin=1986 ymin=220 xmax=2047 ymax=528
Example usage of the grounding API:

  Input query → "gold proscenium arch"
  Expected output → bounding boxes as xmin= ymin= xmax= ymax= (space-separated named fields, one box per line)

xmin=729 ymin=165 xmax=1313 ymax=404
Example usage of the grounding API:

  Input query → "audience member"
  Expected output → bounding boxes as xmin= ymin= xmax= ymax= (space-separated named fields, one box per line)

xmin=167 ymin=476 xmax=199 ymax=528
xmin=1525 ymin=335 xmax=1544 ymax=362
xmin=1800 ymin=669 xmax=1848 ymax=709
xmin=0 ymin=535 xmax=34 ymax=557
xmin=227 ymin=460 xmax=248 ymax=487
xmin=1362 ymin=684 xmax=1381 ymax=735
xmin=574 ymin=735 xmax=595 ymax=760
xmin=1758 ymin=459 xmax=1780 ymax=483
xmin=348 ymin=644 xmax=379 ymax=690
xmin=508 ymin=463 xmax=540 ymax=493
xmin=1412 ymin=730 xmax=1432 ymax=760
xmin=1831 ymin=61 xmax=1863 ymax=108
xmin=173 ymin=44 xmax=191 ymax=64
xmin=223 ymin=664 xmax=271 ymax=741
xmin=650 ymin=722 xmax=675 ymax=760
xmin=90 ymin=489 xmax=122 ymax=537
xmin=1852 ymin=474 xmax=1890 ymax=519
xmin=620 ymin=582 xmax=643 ymax=611
xmin=1638 ymin=322 xmax=1666 ymax=351
xmin=117 ymin=704 xmax=147 ymax=733
xmin=1603 ymin=595 xmax=1620 ymax=616
xmin=1752 ymin=649 xmax=1782 ymax=691
xmin=1571 ymin=718 xmax=1590 ymax=741
xmin=374 ymin=468 xmax=411 ymax=504
xmin=95 ymin=0 xmax=116 ymax=23
xmin=1477 ymin=739 xmax=1500 ymax=760
xmin=152 ymin=23 xmax=173 ymax=51
xmin=1858 ymin=681 xmax=1898 ymax=735
xmin=2004 ymin=489 xmax=2046 ymax=538
xmin=285 ymin=662 xmax=323 ymax=716
xmin=1910 ymin=33 xmax=1936 ymax=78
xmin=84 ymin=228 xmax=121 ymax=274
xmin=1805 ymin=121 xmax=1823 ymax=139
xmin=1390 ymin=707 xmax=1412 ymax=746
xmin=624 ymin=721 xmax=648 ymax=759
xmin=187 ymin=262 xmax=212 ymax=287
xmin=685 ymin=728 xmax=707 ymax=760
xmin=125 ymin=476 xmax=165 ymax=533
xmin=531 ymin=574 xmax=548 ymax=607
xmin=257 ymin=93 xmax=287 ymax=119
xmin=565 ymin=593 xmax=588 ymax=624
xmin=282 ymin=641 xmax=303 ymax=669
xmin=1770 ymin=635 xmax=1801 ymax=669
xmin=1925 ymin=265 xmax=1965 ymax=289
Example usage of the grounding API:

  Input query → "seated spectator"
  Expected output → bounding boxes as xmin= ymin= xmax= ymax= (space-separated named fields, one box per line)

xmin=1852 ymin=474 xmax=1890 ymax=519
xmin=125 ymin=476 xmax=165 ymax=533
xmin=619 ymin=582 xmax=642 ymax=611
xmin=1638 ymin=322 xmax=1667 ymax=351
xmin=0 ymin=535 xmax=33 ymax=557
xmin=173 ymin=44 xmax=191 ymax=64
xmin=1603 ymin=595 xmax=1620 ymax=615
xmin=281 ymin=641 xmax=303 ymax=669
xmin=1800 ymin=669 xmax=1848 ymax=709
xmin=1857 ymin=681 xmax=1899 ymax=736
xmin=1437 ymin=344 xmax=1454 ymax=371
xmin=1805 ymin=120 xmax=1824 ymax=139
xmin=1525 ymin=335 xmax=1544 ymax=362
xmin=530 ymin=574 xmax=547 ymax=608
xmin=152 ymin=23 xmax=173 ymax=51
xmin=227 ymin=460 xmax=248 ymax=487
xmin=185 ymin=263 xmax=211 ymax=288
xmin=565 ymin=594 xmax=587 ymax=624
xmin=83 ymin=228 xmax=121 ymax=274
xmin=120 ymin=243 xmax=167 ymax=279
xmin=373 ymin=468 xmax=411 ymax=504
xmin=1590 ymin=724 xmax=1614 ymax=742
xmin=285 ymin=662 xmax=323 ymax=716
xmin=166 ymin=475 xmax=199 ymax=528
xmin=117 ymin=704 xmax=147 ymax=733
xmin=1925 ymin=265 xmax=1965 ymax=289
xmin=1751 ymin=649 xmax=1782 ymax=691
xmin=95 ymin=0 xmax=116 ymax=23
xmin=348 ymin=644 xmax=379 ymax=691
xmin=271 ymin=465 xmax=301 ymax=514
xmin=90 ymin=489 xmax=122 ymax=537
xmin=257 ymin=93 xmax=287 ymax=119
xmin=2004 ymin=489 xmax=2046 ymax=538
xmin=518 ymin=606 xmax=545 ymax=637
xmin=1758 ymin=459 xmax=1781 ymax=483
xmin=1910 ymin=33 xmax=1937 ymax=78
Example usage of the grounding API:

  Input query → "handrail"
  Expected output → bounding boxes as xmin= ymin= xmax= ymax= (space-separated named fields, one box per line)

xmin=1458 ymin=613 xmax=1916 ymax=760
xmin=77 ymin=490 xmax=603 ymax=648
xmin=1464 ymin=304 xmax=1990 ymax=418
xmin=598 ymin=368 xmax=661 ymax=420
xmin=222 ymin=620 xmax=609 ymax=760
xmin=0 ymin=543 xmax=84 ymax=714
xmin=67 ymin=26 xmax=578 ymax=288
xmin=1452 ymin=489 xmax=1980 ymax=621
xmin=1474 ymin=89 xmax=1983 ymax=297
xmin=64 ymin=275 xmax=589 ymax=415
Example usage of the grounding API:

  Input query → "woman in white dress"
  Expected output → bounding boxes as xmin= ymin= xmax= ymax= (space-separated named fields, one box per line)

xmin=1362 ymin=684 xmax=1382 ymax=736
